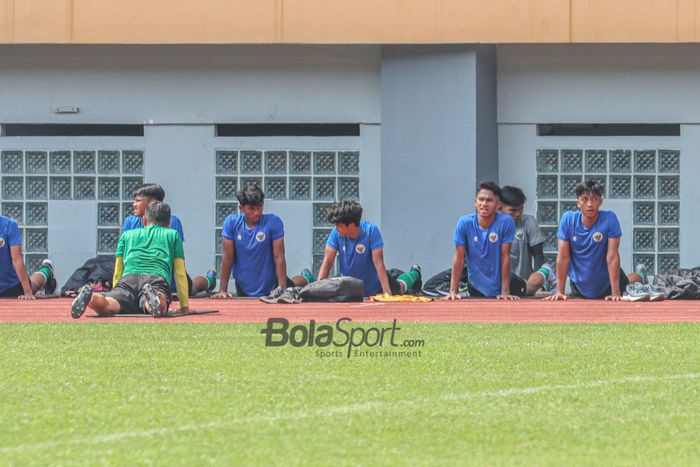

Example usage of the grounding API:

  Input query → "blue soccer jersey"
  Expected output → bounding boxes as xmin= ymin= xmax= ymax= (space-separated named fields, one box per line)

xmin=0 ymin=216 xmax=23 ymax=293
xmin=122 ymin=214 xmax=185 ymax=241
xmin=222 ymin=213 xmax=285 ymax=297
xmin=453 ymin=212 xmax=516 ymax=298
xmin=327 ymin=221 xmax=384 ymax=297
xmin=557 ymin=210 xmax=622 ymax=299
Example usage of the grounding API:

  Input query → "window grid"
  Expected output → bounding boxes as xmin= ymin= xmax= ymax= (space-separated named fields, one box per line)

xmin=536 ymin=148 xmax=680 ymax=275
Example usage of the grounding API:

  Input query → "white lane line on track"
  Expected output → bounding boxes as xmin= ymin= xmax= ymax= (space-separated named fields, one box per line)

xmin=349 ymin=302 xmax=386 ymax=308
xmin=2 ymin=372 xmax=699 ymax=454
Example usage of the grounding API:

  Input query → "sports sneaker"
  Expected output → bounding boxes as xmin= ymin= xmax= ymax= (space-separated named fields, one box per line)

xmin=142 ymin=283 xmax=165 ymax=317
xmin=71 ymin=284 xmax=93 ymax=319
xmin=410 ymin=264 xmax=423 ymax=293
xmin=278 ymin=287 xmax=302 ymax=304
xmin=300 ymin=268 xmax=315 ymax=284
xmin=206 ymin=269 xmax=218 ymax=292
xmin=260 ymin=286 xmax=285 ymax=304
xmin=642 ymin=284 xmax=666 ymax=302
xmin=623 ymin=282 xmax=651 ymax=302
xmin=635 ymin=263 xmax=650 ymax=284
xmin=538 ymin=262 xmax=557 ymax=292
xmin=41 ymin=259 xmax=57 ymax=295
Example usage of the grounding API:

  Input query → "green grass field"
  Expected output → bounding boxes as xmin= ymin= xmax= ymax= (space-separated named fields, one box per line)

xmin=1 ymin=322 xmax=699 ymax=465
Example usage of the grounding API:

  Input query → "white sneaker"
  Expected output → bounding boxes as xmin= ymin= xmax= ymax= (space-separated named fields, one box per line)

xmin=642 ymin=284 xmax=666 ymax=302
xmin=623 ymin=282 xmax=651 ymax=302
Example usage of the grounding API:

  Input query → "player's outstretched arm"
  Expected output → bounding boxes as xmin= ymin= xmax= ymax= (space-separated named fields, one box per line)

xmin=371 ymin=247 xmax=392 ymax=295
xmin=317 ymin=246 xmax=337 ymax=281
xmin=212 ymin=238 xmax=236 ymax=298
xmin=174 ymin=258 xmax=189 ymax=311
xmin=544 ymin=240 xmax=570 ymax=301
xmin=10 ymin=245 xmax=34 ymax=300
xmin=605 ymin=237 xmax=623 ymax=301
xmin=446 ymin=246 xmax=466 ymax=300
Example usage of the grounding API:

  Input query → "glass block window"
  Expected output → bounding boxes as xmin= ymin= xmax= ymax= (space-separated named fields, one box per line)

xmin=0 ymin=149 xmax=144 ymax=264
xmin=214 ymin=149 xmax=359 ymax=277
xmin=536 ymin=147 xmax=681 ymax=275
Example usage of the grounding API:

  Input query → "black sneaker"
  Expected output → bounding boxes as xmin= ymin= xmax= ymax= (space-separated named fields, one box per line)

xmin=71 ymin=284 xmax=93 ymax=319
xmin=260 ymin=286 xmax=285 ymax=304
xmin=142 ymin=283 xmax=165 ymax=317
xmin=41 ymin=259 xmax=57 ymax=295
xmin=278 ymin=287 xmax=302 ymax=304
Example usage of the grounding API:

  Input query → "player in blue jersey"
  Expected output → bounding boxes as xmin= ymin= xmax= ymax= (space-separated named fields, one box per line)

xmin=317 ymin=201 xmax=421 ymax=297
xmin=0 ymin=215 xmax=56 ymax=299
xmin=545 ymin=180 xmax=645 ymax=301
xmin=123 ymin=183 xmax=216 ymax=296
xmin=213 ymin=185 xmax=309 ymax=298
xmin=447 ymin=181 xmax=551 ymax=300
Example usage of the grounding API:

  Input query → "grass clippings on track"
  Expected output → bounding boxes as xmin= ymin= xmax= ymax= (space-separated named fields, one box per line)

xmin=1 ymin=322 xmax=699 ymax=465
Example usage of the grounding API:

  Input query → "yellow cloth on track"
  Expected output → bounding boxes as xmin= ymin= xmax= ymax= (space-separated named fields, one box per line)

xmin=369 ymin=294 xmax=433 ymax=302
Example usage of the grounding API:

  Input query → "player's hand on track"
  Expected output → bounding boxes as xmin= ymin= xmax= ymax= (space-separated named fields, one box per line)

xmin=444 ymin=292 xmax=461 ymax=300
xmin=544 ymin=293 xmax=568 ymax=301
xmin=18 ymin=292 xmax=36 ymax=300
xmin=211 ymin=291 xmax=235 ymax=299
xmin=605 ymin=294 xmax=623 ymax=301
xmin=496 ymin=294 xmax=520 ymax=300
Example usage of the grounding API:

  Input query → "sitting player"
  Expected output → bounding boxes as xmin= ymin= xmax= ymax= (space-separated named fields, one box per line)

xmin=499 ymin=185 xmax=556 ymax=292
xmin=124 ymin=183 xmax=216 ymax=296
xmin=447 ymin=181 xmax=551 ymax=300
xmin=71 ymin=201 xmax=188 ymax=318
xmin=0 ymin=214 xmax=56 ymax=299
xmin=317 ymin=200 xmax=421 ymax=297
xmin=545 ymin=180 xmax=645 ymax=301
xmin=213 ymin=185 xmax=309 ymax=298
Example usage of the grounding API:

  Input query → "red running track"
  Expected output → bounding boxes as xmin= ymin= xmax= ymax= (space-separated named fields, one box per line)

xmin=1 ymin=297 xmax=699 ymax=323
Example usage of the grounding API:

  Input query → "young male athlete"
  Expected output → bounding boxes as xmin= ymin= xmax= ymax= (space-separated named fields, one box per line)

xmin=317 ymin=200 xmax=421 ymax=297
xmin=123 ymin=183 xmax=216 ymax=296
xmin=545 ymin=180 xmax=645 ymax=301
xmin=0 ymin=215 xmax=56 ymax=299
xmin=447 ymin=181 xmax=551 ymax=300
xmin=213 ymin=185 xmax=309 ymax=298
xmin=499 ymin=185 xmax=556 ymax=291
xmin=71 ymin=201 xmax=188 ymax=317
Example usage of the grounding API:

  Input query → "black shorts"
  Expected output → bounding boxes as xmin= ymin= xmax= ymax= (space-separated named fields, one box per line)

xmin=0 ymin=282 xmax=25 ymax=298
xmin=467 ymin=273 xmax=527 ymax=298
xmin=570 ymin=268 xmax=629 ymax=299
xmin=105 ymin=274 xmax=171 ymax=314
xmin=236 ymin=277 xmax=295 ymax=297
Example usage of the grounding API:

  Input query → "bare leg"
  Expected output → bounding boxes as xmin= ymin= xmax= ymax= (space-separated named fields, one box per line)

xmin=88 ymin=294 xmax=122 ymax=316
xmin=29 ymin=272 xmax=46 ymax=294
xmin=525 ymin=271 xmax=546 ymax=295
xmin=291 ymin=275 xmax=308 ymax=287
xmin=190 ymin=276 xmax=209 ymax=295
xmin=627 ymin=272 xmax=645 ymax=284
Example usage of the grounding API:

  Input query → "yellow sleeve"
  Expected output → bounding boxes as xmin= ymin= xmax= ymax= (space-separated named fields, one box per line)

xmin=174 ymin=258 xmax=189 ymax=309
xmin=113 ymin=257 xmax=124 ymax=286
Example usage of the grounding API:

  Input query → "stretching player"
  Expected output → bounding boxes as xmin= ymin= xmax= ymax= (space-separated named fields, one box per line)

xmin=213 ymin=185 xmax=309 ymax=298
xmin=545 ymin=180 xmax=645 ymax=301
xmin=124 ymin=183 xmax=216 ymax=296
xmin=0 ymin=214 xmax=56 ymax=299
xmin=317 ymin=200 xmax=421 ymax=297
xmin=71 ymin=201 xmax=188 ymax=318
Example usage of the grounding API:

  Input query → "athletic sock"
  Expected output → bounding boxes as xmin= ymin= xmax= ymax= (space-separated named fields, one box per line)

xmin=536 ymin=266 xmax=550 ymax=291
xmin=38 ymin=265 xmax=53 ymax=282
xmin=396 ymin=268 xmax=420 ymax=292
xmin=300 ymin=268 xmax=315 ymax=284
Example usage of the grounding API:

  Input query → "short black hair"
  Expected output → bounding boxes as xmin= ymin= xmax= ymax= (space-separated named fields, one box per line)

xmin=326 ymin=201 xmax=363 ymax=225
xmin=236 ymin=184 xmax=265 ymax=206
xmin=133 ymin=183 xmax=166 ymax=201
xmin=145 ymin=201 xmax=171 ymax=227
xmin=476 ymin=181 xmax=501 ymax=198
xmin=575 ymin=180 xmax=604 ymax=198
xmin=500 ymin=186 xmax=526 ymax=207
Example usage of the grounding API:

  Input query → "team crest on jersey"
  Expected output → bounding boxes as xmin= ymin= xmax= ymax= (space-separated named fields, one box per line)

xmin=473 ymin=236 xmax=478 ymax=243
xmin=237 ymin=234 xmax=242 ymax=241
xmin=488 ymin=232 xmax=499 ymax=243
xmin=255 ymin=232 xmax=266 ymax=243
xmin=515 ymin=230 xmax=524 ymax=241
xmin=592 ymin=232 xmax=603 ymax=243
xmin=0 ymin=237 xmax=5 ymax=248
xmin=355 ymin=244 xmax=366 ymax=254
xmin=573 ymin=236 xmax=577 ymax=242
